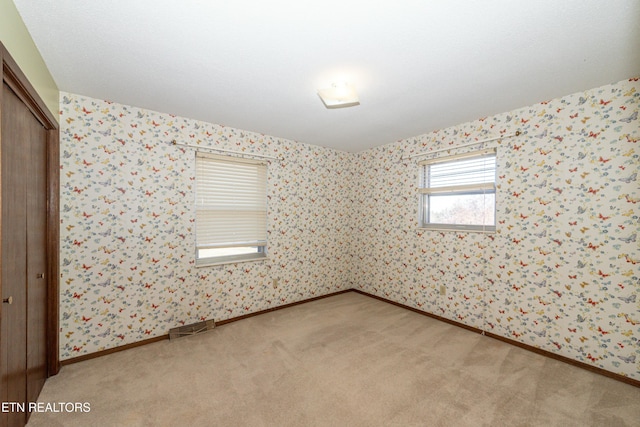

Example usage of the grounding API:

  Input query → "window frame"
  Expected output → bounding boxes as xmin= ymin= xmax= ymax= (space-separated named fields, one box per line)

xmin=194 ymin=153 xmax=268 ymax=267
xmin=418 ymin=149 xmax=497 ymax=233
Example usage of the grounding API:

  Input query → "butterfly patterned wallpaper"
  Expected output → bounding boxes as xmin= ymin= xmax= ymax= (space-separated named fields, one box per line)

xmin=60 ymin=77 xmax=638 ymax=381
xmin=350 ymin=78 xmax=639 ymax=380
xmin=59 ymin=93 xmax=354 ymax=360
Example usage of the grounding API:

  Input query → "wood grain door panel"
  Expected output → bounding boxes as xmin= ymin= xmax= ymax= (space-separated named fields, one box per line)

xmin=1 ymin=42 xmax=60 ymax=427
xmin=1 ymin=81 xmax=29 ymax=427
xmin=26 ymin=104 xmax=48 ymax=408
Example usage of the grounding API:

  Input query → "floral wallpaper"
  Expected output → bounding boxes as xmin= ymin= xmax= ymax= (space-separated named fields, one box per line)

xmin=351 ymin=78 xmax=640 ymax=380
xmin=59 ymin=93 xmax=353 ymax=359
xmin=60 ymin=77 xmax=638 ymax=381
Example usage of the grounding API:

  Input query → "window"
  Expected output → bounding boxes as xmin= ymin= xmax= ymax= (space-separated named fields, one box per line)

xmin=195 ymin=153 xmax=267 ymax=266
xmin=419 ymin=148 xmax=496 ymax=232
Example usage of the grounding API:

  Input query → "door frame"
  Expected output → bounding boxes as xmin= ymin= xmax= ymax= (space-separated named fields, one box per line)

xmin=1 ymin=42 xmax=60 ymax=376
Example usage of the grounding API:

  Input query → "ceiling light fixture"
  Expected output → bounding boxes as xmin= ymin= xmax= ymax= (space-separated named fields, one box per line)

xmin=317 ymin=83 xmax=360 ymax=109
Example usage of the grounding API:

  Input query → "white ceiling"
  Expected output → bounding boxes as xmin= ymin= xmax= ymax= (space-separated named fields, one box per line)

xmin=14 ymin=0 xmax=640 ymax=153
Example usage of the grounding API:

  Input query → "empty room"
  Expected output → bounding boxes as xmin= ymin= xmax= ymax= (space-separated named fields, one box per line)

xmin=1 ymin=0 xmax=639 ymax=426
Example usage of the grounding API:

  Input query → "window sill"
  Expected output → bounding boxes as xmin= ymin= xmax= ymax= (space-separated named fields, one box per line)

xmin=418 ymin=226 xmax=496 ymax=234
xmin=195 ymin=256 xmax=268 ymax=268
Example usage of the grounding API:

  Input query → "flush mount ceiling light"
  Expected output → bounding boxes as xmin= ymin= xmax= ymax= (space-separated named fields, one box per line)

xmin=317 ymin=83 xmax=360 ymax=109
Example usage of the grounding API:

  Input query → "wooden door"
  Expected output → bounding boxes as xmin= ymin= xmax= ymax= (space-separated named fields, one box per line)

xmin=1 ymin=81 xmax=30 ymax=427
xmin=26 ymin=95 xmax=48 ymax=407
xmin=0 ymin=42 xmax=58 ymax=426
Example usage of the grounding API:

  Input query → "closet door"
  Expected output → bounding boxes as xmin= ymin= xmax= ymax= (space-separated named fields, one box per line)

xmin=0 ymin=43 xmax=60 ymax=427
xmin=26 ymin=106 xmax=48 ymax=407
xmin=1 ymin=81 xmax=29 ymax=427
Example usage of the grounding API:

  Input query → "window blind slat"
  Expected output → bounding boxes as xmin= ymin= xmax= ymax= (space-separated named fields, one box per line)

xmin=428 ymin=156 xmax=496 ymax=189
xmin=418 ymin=182 xmax=495 ymax=195
xmin=418 ymin=148 xmax=495 ymax=165
xmin=196 ymin=154 xmax=267 ymax=250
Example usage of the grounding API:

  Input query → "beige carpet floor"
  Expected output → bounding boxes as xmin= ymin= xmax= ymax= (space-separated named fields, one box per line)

xmin=27 ymin=292 xmax=640 ymax=427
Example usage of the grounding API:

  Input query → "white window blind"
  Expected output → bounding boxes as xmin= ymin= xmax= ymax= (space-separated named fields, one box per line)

xmin=419 ymin=148 xmax=496 ymax=232
xmin=195 ymin=153 xmax=267 ymax=264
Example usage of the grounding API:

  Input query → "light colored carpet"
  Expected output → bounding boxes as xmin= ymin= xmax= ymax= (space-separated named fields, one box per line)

xmin=28 ymin=292 xmax=640 ymax=427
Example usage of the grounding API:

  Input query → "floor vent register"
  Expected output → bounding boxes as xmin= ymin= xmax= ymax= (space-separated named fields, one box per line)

xmin=169 ymin=319 xmax=215 ymax=340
